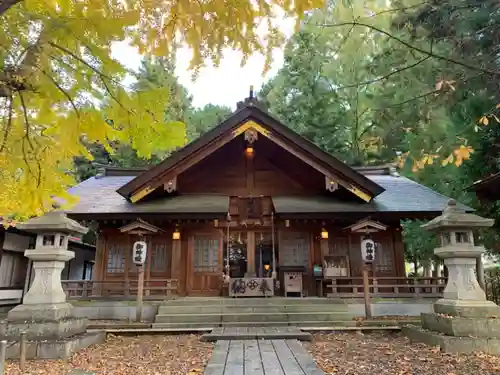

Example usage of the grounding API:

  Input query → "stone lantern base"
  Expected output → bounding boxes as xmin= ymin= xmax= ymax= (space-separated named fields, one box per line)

xmin=433 ymin=298 xmax=500 ymax=318
xmin=403 ymin=299 xmax=500 ymax=354
xmin=0 ymin=303 xmax=104 ymax=359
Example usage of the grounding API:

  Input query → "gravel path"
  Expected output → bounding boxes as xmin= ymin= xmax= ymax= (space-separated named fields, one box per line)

xmin=5 ymin=334 xmax=213 ymax=375
xmin=306 ymin=332 xmax=500 ymax=375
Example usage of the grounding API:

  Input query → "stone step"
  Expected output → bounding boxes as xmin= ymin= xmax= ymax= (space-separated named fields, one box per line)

xmin=218 ymin=321 xmax=291 ymax=327
xmin=161 ymin=297 xmax=346 ymax=307
xmin=155 ymin=312 xmax=353 ymax=324
xmin=157 ymin=304 xmax=348 ymax=315
xmin=152 ymin=321 xmax=291 ymax=329
xmin=154 ymin=313 xmax=222 ymax=324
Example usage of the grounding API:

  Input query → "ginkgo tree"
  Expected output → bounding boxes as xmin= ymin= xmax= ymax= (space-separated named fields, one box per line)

xmin=0 ymin=0 xmax=325 ymax=222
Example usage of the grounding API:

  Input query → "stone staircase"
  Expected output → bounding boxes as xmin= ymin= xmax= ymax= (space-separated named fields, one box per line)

xmin=152 ymin=297 xmax=354 ymax=329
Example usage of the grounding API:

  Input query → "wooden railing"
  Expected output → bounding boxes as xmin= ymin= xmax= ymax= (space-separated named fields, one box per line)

xmin=62 ymin=279 xmax=179 ymax=300
xmin=324 ymin=276 xmax=447 ymax=298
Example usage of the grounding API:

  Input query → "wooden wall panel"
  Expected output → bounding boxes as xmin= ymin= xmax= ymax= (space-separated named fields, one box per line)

xmin=177 ymin=135 xmax=325 ymax=196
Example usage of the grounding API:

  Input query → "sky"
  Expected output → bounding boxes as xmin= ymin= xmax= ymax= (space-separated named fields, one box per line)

xmin=110 ymin=18 xmax=295 ymax=110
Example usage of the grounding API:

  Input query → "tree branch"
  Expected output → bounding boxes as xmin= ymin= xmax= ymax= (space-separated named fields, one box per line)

xmin=358 ymin=0 xmax=433 ymax=19
xmin=373 ymin=89 xmax=441 ymax=111
xmin=319 ymin=21 xmax=500 ymax=77
xmin=0 ymin=30 xmax=47 ymax=97
xmin=19 ymin=91 xmax=42 ymax=186
xmin=334 ymin=55 xmax=431 ymax=90
xmin=48 ymin=42 xmax=116 ymax=82
xmin=0 ymin=0 xmax=21 ymax=16
xmin=18 ymin=91 xmax=34 ymax=176
xmin=39 ymin=69 xmax=80 ymax=116
xmin=0 ymin=96 xmax=13 ymax=153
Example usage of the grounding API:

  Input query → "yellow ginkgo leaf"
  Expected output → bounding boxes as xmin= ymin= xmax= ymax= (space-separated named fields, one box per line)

xmin=478 ymin=116 xmax=489 ymax=125
xmin=441 ymin=154 xmax=454 ymax=167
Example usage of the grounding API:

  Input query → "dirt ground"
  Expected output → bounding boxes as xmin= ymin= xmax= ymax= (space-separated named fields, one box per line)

xmin=5 ymin=334 xmax=212 ymax=375
xmin=306 ymin=332 xmax=500 ymax=375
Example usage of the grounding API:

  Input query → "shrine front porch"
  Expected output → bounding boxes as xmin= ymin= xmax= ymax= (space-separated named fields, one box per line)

xmin=74 ymin=216 xmax=449 ymax=299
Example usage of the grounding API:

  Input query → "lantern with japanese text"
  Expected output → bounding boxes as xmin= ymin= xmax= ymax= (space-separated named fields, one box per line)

xmin=132 ymin=241 xmax=147 ymax=265
xmin=361 ymin=237 xmax=376 ymax=263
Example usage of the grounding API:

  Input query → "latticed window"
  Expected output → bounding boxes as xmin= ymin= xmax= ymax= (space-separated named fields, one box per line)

xmin=280 ymin=232 xmax=309 ymax=268
xmin=193 ymin=238 xmax=219 ymax=273
xmin=107 ymin=242 xmax=126 ymax=273
xmin=150 ymin=242 xmax=171 ymax=273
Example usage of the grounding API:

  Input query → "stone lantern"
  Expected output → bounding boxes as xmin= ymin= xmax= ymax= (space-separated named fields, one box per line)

xmin=421 ymin=199 xmax=496 ymax=316
xmin=0 ymin=211 xmax=99 ymax=356
xmin=403 ymin=199 xmax=500 ymax=354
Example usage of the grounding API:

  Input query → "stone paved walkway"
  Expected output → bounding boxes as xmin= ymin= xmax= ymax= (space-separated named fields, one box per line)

xmin=203 ymin=339 xmax=324 ymax=375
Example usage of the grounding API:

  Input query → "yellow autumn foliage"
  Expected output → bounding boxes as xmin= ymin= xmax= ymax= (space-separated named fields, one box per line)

xmin=0 ymin=0 xmax=326 ymax=221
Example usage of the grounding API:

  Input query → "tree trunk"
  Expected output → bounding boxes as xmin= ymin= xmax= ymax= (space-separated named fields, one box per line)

xmin=0 ymin=0 xmax=22 ymax=17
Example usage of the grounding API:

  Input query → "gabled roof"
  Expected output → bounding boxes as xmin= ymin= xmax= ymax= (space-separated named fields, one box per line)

xmin=65 ymin=172 xmax=472 ymax=219
xmin=345 ymin=218 xmax=388 ymax=232
xmin=116 ymin=103 xmax=385 ymax=203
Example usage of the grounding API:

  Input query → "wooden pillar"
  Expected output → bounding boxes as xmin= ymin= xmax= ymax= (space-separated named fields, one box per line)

xmin=124 ymin=235 xmax=130 ymax=297
xmin=171 ymin=234 xmax=182 ymax=294
xmin=92 ymin=231 xmax=106 ymax=296
xmin=392 ymin=229 xmax=405 ymax=277
xmin=247 ymin=231 xmax=255 ymax=275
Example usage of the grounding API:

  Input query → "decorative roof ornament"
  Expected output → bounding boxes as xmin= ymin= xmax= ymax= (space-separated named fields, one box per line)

xmin=236 ymin=85 xmax=268 ymax=111
xmin=421 ymin=199 xmax=493 ymax=232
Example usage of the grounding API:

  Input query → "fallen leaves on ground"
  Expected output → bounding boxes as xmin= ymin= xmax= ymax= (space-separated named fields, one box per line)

xmin=5 ymin=334 xmax=212 ymax=375
xmin=306 ymin=332 xmax=500 ymax=375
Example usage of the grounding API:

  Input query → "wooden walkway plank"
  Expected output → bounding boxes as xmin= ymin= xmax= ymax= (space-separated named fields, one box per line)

xmin=285 ymin=340 xmax=324 ymax=375
xmin=225 ymin=340 xmax=244 ymax=375
xmin=258 ymin=340 xmax=285 ymax=375
xmin=244 ymin=340 xmax=265 ymax=375
xmin=202 ymin=336 xmax=324 ymax=375
xmin=204 ymin=341 xmax=229 ymax=375
xmin=272 ymin=339 xmax=306 ymax=375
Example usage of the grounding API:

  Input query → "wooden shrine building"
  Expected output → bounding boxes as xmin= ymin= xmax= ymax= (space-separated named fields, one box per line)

xmin=64 ymin=92 xmax=467 ymax=298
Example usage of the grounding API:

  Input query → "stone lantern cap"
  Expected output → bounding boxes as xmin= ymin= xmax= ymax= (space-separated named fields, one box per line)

xmin=421 ymin=199 xmax=493 ymax=232
xmin=16 ymin=211 xmax=88 ymax=235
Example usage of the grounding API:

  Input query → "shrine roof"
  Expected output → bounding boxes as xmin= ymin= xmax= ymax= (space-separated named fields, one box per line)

xmin=63 ymin=172 xmax=471 ymax=219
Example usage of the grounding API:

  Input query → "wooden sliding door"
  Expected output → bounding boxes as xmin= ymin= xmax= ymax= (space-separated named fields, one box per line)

xmin=187 ymin=233 xmax=223 ymax=296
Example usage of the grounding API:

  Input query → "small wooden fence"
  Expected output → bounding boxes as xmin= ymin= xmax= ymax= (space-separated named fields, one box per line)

xmin=62 ymin=279 xmax=179 ymax=300
xmin=325 ymin=276 xmax=447 ymax=298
